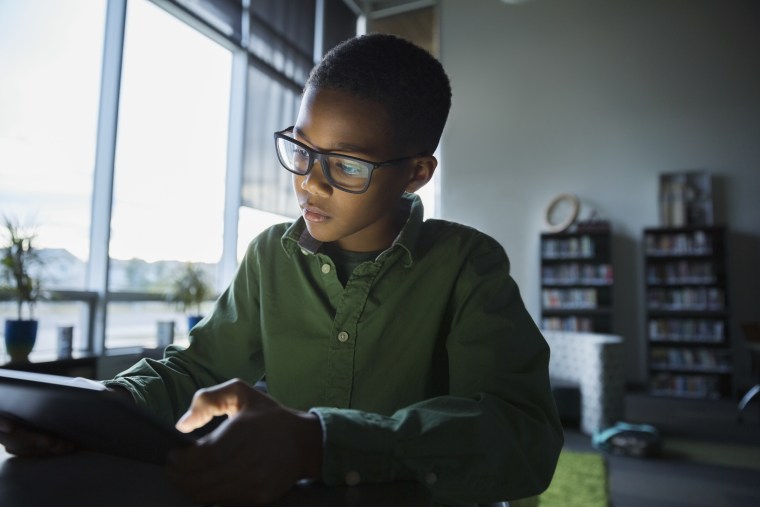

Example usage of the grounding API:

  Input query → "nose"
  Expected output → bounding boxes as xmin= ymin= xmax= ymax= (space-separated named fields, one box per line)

xmin=299 ymin=159 xmax=332 ymax=197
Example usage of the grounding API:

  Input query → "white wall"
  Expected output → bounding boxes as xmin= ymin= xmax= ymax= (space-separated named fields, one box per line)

xmin=437 ymin=0 xmax=760 ymax=385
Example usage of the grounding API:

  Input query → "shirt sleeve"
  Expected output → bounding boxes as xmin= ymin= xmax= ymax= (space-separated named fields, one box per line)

xmin=102 ymin=241 xmax=266 ymax=427
xmin=311 ymin=236 xmax=564 ymax=505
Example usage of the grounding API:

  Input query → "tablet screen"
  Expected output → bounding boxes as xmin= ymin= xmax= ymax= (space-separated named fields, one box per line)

xmin=0 ymin=368 xmax=194 ymax=465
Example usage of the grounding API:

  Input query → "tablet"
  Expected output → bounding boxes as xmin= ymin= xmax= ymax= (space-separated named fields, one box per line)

xmin=0 ymin=368 xmax=195 ymax=465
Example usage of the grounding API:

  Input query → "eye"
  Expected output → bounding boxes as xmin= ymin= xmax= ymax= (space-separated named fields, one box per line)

xmin=335 ymin=160 xmax=368 ymax=178
xmin=293 ymin=147 xmax=310 ymax=158
xmin=291 ymin=147 xmax=311 ymax=172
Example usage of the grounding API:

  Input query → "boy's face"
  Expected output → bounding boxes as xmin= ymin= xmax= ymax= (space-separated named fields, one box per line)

xmin=291 ymin=87 xmax=432 ymax=252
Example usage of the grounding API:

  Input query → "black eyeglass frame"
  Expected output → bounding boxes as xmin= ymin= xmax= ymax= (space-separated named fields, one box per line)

xmin=273 ymin=126 xmax=425 ymax=194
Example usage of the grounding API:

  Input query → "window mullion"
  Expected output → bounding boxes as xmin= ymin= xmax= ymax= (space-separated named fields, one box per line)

xmin=218 ymin=1 xmax=250 ymax=290
xmin=219 ymin=50 xmax=248 ymax=290
xmin=87 ymin=0 xmax=127 ymax=355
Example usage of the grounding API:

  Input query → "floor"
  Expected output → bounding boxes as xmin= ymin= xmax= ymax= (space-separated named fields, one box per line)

xmin=562 ymin=391 xmax=760 ymax=507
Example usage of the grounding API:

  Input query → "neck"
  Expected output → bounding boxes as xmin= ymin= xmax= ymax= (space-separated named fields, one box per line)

xmin=334 ymin=201 xmax=407 ymax=253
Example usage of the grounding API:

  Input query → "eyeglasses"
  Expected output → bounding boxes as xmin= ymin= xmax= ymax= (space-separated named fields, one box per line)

xmin=274 ymin=126 xmax=423 ymax=194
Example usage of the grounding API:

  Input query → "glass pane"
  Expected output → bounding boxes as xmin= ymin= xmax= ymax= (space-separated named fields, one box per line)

xmin=105 ymin=301 xmax=214 ymax=351
xmin=0 ymin=300 xmax=91 ymax=363
xmin=241 ymin=66 xmax=301 ymax=217
xmin=237 ymin=207 xmax=292 ymax=262
xmin=0 ymin=0 xmax=105 ymax=290
xmin=249 ymin=0 xmax=315 ymax=84
xmin=107 ymin=0 xmax=232 ymax=348
xmin=175 ymin=0 xmax=242 ymax=43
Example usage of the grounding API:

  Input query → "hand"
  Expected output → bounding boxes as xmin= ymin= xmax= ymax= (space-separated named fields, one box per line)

xmin=0 ymin=415 xmax=76 ymax=457
xmin=167 ymin=379 xmax=323 ymax=506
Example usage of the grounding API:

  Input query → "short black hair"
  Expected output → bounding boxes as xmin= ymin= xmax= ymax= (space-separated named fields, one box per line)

xmin=305 ymin=33 xmax=452 ymax=154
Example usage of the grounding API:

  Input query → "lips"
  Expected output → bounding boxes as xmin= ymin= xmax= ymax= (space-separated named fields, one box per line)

xmin=301 ymin=203 xmax=330 ymax=223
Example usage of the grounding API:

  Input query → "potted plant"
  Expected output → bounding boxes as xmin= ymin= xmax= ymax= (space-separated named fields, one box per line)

xmin=1 ymin=217 xmax=44 ymax=363
xmin=167 ymin=262 xmax=212 ymax=333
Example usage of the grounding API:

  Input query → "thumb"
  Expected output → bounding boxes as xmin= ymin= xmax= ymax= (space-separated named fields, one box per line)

xmin=175 ymin=379 xmax=251 ymax=433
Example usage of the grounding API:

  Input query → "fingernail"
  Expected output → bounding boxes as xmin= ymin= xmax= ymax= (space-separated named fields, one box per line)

xmin=175 ymin=413 xmax=190 ymax=432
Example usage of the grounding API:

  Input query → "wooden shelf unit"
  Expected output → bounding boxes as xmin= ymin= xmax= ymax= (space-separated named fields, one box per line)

xmin=540 ymin=223 xmax=614 ymax=333
xmin=643 ymin=226 xmax=732 ymax=399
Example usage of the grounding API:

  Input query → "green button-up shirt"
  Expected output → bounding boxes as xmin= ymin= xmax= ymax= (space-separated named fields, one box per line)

xmin=105 ymin=194 xmax=563 ymax=506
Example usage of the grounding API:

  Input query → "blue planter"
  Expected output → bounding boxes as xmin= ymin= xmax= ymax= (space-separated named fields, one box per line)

xmin=4 ymin=319 xmax=38 ymax=363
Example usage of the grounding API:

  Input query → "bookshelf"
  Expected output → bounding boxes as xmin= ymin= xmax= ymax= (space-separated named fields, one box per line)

xmin=540 ymin=222 xmax=614 ymax=333
xmin=644 ymin=226 xmax=732 ymax=399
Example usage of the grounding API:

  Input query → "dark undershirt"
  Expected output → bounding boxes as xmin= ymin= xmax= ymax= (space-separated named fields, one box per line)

xmin=321 ymin=243 xmax=383 ymax=286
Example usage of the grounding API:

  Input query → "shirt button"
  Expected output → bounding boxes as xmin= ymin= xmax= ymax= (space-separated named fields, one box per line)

xmin=321 ymin=264 xmax=331 ymax=274
xmin=300 ymin=248 xmax=309 ymax=255
xmin=337 ymin=331 xmax=349 ymax=343
xmin=345 ymin=470 xmax=361 ymax=486
xmin=425 ymin=472 xmax=437 ymax=485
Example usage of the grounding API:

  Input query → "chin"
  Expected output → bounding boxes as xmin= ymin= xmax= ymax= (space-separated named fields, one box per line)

xmin=304 ymin=222 xmax=336 ymax=243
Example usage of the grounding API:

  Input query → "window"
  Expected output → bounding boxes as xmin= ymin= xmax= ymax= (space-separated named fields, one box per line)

xmin=0 ymin=0 xmax=105 ymax=286
xmin=0 ymin=0 xmax=106 ymax=360
xmin=106 ymin=0 xmax=232 ymax=348
xmin=0 ymin=0 xmax=356 ymax=361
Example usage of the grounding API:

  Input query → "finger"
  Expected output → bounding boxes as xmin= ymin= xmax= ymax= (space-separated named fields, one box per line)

xmin=199 ymin=412 xmax=265 ymax=467
xmin=1 ymin=425 xmax=75 ymax=457
xmin=171 ymin=414 xmax=248 ymax=474
xmin=176 ymin=379 xmax=250 ymax=433
xmin=168 ymin=416 xmax=235 ymax=474
xmin=6 ymin=440 xmax=76 ymax=457
xmin=0 ymin=416 xmax=13 ymax=433
xmin=0 ymin=418 xmax=46 ymax=452
xmin=169 ymin=413 xmax=265 ymax=482
xmin=4 ymin=433 xmax=54 ymax=457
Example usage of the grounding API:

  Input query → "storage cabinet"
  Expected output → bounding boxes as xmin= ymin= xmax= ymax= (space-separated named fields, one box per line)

xmin=644 ymin=226 xmax=732 ymax=399
xmin=540 ymin=223 xmax=614 ymax=333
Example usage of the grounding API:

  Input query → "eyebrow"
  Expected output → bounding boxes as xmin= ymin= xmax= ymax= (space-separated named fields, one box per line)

xmin=293 ymin=126 xmax=368 ymax=154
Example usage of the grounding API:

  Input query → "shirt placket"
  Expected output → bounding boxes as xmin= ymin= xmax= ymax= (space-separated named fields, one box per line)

xmin=322 ymin=257 xmax=382 ymax=408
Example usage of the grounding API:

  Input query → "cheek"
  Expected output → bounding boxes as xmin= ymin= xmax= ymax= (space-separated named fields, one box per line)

xmin=373 ymin=171 xmax=411 ymax=199
xmin=361 ymin=185 xmax=406 ymax=217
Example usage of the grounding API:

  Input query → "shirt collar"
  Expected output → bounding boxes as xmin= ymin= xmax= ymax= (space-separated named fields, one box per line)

xmin=281 ymin=193 xmax=424 ymax=267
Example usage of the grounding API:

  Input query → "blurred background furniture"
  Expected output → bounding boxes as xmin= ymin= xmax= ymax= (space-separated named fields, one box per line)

xmin=543 ymin=331 xmax=625 ymax=435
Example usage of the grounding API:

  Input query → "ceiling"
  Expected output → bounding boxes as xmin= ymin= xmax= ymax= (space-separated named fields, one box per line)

xmin=342 ymin=0 xmax=438 ymax=20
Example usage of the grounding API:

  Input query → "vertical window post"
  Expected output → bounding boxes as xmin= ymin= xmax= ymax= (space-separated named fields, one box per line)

xmin=219 ymin=0 xmax=250 ymax=290
xmin=88 ymin=0 xmax=127 ymax=354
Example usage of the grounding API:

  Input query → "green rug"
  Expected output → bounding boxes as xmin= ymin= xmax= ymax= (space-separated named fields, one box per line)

xmin=512 ymin=450 xmax=609 ymax=507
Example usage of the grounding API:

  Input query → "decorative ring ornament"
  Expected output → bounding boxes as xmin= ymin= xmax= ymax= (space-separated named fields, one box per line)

xmin=545 ymin=193 xmax=580 ymax=233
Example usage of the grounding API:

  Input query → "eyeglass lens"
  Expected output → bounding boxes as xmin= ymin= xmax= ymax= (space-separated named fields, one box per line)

xmin=276 ymin=136 xmax=371 ymax=192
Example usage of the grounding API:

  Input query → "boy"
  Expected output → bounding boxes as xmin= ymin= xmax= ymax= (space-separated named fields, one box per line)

xmin=1 ymin=34 xmax=562 ymax=506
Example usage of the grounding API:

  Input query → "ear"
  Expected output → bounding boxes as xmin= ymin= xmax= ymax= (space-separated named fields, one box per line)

xmin=405 ymin=155 xmax=438 ymax=193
